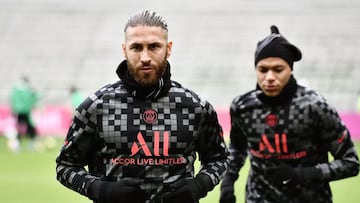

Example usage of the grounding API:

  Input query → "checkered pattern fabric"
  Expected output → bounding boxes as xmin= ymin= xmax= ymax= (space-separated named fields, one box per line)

xmin=56 ymin=80 xmax=228 ymax=202
xmin=226 ymin=85 xmax=359 ymax=203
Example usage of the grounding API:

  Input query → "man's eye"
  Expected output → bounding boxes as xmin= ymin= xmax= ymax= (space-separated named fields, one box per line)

xmin=259 ymin=69 xmax=268 ymax=73
xmin=149 ymin=45 xmax=156 ymax=49
xmin=131 ymin=45 xmax=142 ymax=51
xmin=149 ymin=44 xmax=160 ymax=50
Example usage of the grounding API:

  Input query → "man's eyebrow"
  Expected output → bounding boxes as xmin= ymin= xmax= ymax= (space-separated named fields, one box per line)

xmin=149 ymin=42 xmax=162 ymax=46
xmin=257 ymin=65 xmax=268 ymax=69
xmin=128 ymin=42 xmax=142 ymax=47
xmin=128 ymin=42 xmax=163 ymax=48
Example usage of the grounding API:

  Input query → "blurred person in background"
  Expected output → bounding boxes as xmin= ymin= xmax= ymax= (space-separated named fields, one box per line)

xmin=56 ymin=10 xmax=228 ymax=203
xmin=219 ymin=25 xmax=359 ymax=203
xmin=69 ymin=85 xmax=84 ymax=110
xmin=9 ymin=75 xmax=39 ymax=151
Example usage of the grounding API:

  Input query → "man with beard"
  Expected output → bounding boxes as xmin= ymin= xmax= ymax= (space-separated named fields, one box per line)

xmin=219 ymin=25 xmax=359 ymax=203
xmin=56 ymin=10 xmax=229 ymax=203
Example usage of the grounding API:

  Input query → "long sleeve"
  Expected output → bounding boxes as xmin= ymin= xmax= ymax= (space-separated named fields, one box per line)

xmin=311 ymin=100 xmax=359 ymax=181
xmin=56 ymin=95 xmax=100 ymax=198
xmin=222 ymin=102 xmax=249 ymax=182
xmin=195 ymin=102 xmax=229 ymax=186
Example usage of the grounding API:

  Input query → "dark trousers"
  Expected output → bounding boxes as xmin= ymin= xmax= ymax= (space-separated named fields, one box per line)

xmin=15 ymin=113 xmax=36 ymax=139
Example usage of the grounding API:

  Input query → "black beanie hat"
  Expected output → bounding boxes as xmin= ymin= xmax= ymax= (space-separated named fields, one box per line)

xmin=254 ymin=25 xmax=302 ymax=69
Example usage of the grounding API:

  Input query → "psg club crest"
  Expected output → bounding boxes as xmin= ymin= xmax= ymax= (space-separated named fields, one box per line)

xmin=143 ymin=109 xmax=158 ymax=124
xmin=265 ymin=113 xmax=278 ymax=127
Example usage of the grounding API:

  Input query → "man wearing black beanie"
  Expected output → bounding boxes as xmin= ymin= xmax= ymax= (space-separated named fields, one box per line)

xmin=254 ymin=25 xmax=301 ymax=70
xmin=220 ymin=25 xmax=359 ymax=203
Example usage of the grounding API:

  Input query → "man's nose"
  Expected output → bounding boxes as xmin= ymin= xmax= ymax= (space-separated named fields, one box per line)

xmin=265 ymin=70 xmax=275 ymax=80
xmin=141 ymin=50 xmax=151 ymax=62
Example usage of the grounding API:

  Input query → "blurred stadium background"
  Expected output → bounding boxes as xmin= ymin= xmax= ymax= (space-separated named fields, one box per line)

xmin=0 ymin=0 xmax=360 ymax=202
xmin=1 ymin=0 xmax=360 ymax=110
xmin=1 ymin=0 xmax=360 ymax=137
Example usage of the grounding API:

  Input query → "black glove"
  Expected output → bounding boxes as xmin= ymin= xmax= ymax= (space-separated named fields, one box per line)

xmin=265 ymin=164 xmax=299 ymax=185
xmin=219 ymin=176 xmax=236 ymax=203
xmin=161 ymin=174 xmax=213 ymax=203
xmin=265 ymin=164 xmax=321 ymax=186
xmin=88 ymin=178 xmax=144 ymax=203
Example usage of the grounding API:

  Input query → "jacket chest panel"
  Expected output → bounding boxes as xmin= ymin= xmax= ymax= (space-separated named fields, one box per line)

xmin=241 ymin=105 xmax=315 ymax=153
xmin=97 ymin=99 xmax=200 ymax=155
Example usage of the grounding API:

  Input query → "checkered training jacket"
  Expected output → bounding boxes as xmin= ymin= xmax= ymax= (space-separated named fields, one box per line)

xmin=226 ymin=81 xmax=359 ymax=203
xmin=56 ymin=63 xmax=229 ymax=202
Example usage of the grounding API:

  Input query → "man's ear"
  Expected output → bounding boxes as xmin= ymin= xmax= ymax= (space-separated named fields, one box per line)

xmin=122 ymin=43 xmax=127 ymax=58
xmin=166 ymin=41 xmax=173 ymax=58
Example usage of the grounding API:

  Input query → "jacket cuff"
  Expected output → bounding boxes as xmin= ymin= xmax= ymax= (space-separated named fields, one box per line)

xmin=195 ymin=173 xmax=214 ymax=197
xmin=296 ymin=166 xmax=322 ymax=181
xmin=87 ymin=180 xmax=102 ymax=200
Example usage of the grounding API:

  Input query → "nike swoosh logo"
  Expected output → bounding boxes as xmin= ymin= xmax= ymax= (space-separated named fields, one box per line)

xmin=282 ymin=179 xmax=291 ymax=184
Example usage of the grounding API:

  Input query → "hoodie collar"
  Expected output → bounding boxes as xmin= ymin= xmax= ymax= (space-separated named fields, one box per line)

xmin=256 ymin=75 xmax=298 ymax=106
xmin=116 ymin=60 xmax=172 ymax=100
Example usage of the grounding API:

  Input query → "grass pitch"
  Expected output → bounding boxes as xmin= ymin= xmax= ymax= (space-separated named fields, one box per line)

xmin=0 ymin=136 xmax=359 ymax=203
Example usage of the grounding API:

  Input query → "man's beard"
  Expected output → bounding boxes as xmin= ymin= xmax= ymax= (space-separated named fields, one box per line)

xmin=128 ymin=57 xmax=167 ymax=87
